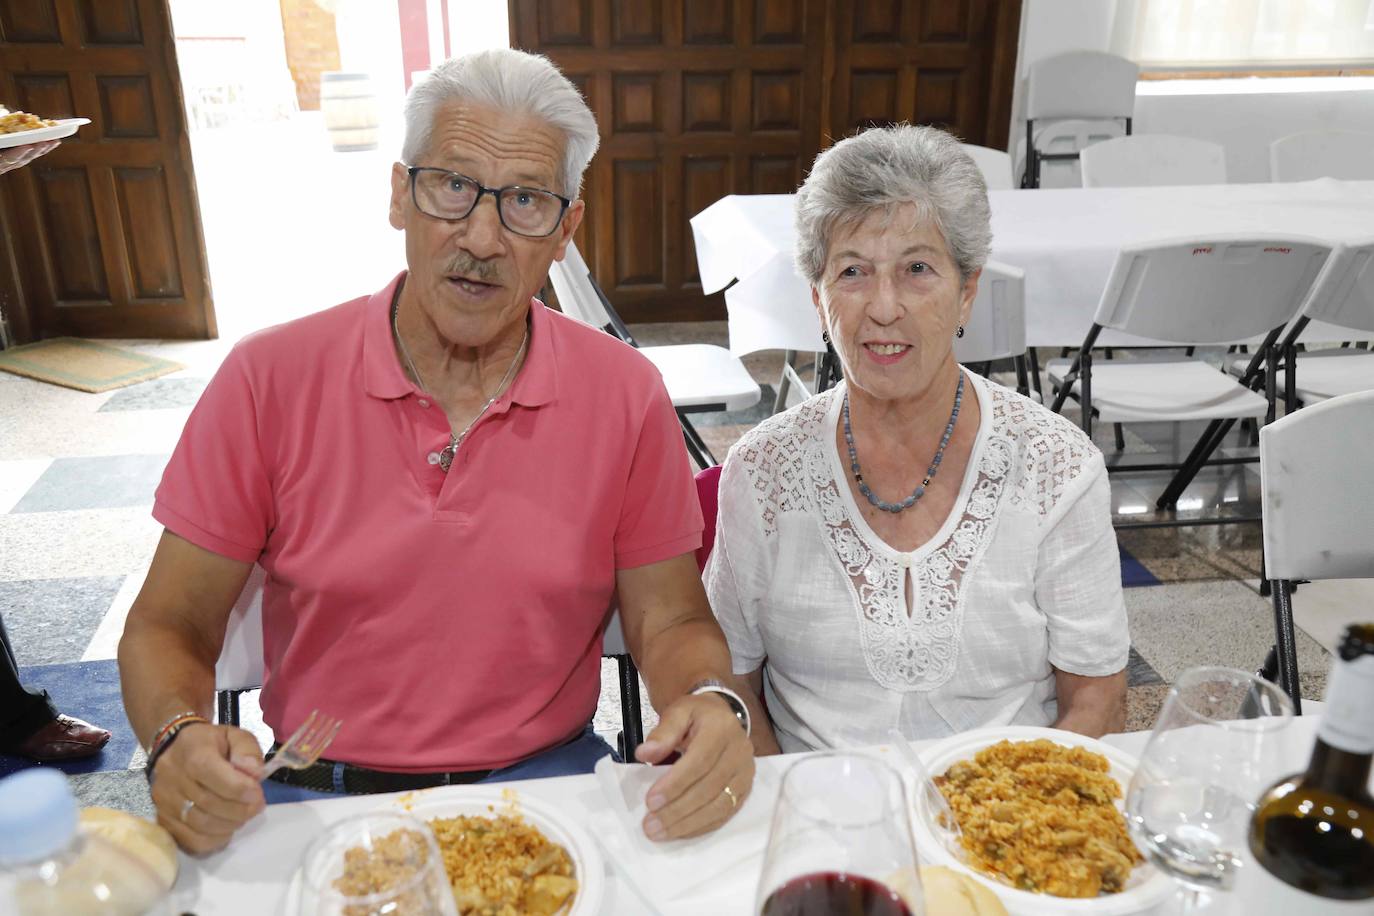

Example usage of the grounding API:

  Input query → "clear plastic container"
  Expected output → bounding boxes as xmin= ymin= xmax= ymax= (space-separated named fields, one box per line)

xmin=0 ymin=769 xmax=170 ymax=915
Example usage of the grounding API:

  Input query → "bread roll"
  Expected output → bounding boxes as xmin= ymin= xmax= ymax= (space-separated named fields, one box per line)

xmin=920 ymin=865 xmax=1008 ymax=916
xmin=79 ymin=807 xmax=178 ymax=890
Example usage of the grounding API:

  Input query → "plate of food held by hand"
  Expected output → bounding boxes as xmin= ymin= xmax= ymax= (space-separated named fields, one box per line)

xmin=0 ymin=107 xmax=90 ymax=149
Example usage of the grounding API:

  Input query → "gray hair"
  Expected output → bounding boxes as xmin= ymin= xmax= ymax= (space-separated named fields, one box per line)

xmin=401 ymin=48 xmax=600 ymax=198
xmin=795 ymin=124 xmax=991 ymax=285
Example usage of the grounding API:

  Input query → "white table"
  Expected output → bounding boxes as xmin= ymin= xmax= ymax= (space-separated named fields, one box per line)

xmin=175 ymin=715 xmax=1352 ymax=916
xmin=691 ymin=179 xmax=1374 ymax=352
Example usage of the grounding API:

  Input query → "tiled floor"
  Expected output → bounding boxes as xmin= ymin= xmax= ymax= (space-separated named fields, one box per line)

xmin=2 ymin=321 xmax=1367 ymax=818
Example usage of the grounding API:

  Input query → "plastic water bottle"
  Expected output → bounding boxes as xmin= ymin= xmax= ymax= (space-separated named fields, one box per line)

xmin=0 ymin=769 xmax=170 ymax=915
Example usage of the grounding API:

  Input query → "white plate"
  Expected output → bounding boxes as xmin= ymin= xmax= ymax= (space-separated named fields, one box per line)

xmin=914 ymin=726 xmax=1176 ymax=916
xmin=279 ymin=786 xmax=604 ymax=916
xmin=0 ymin=117 xmax=90 ymax=149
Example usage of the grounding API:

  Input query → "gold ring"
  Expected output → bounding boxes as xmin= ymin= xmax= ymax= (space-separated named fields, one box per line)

xmin=723 ymin=785 xmax=738 ymax=810
xmin=180 ymin=798 xmax=195 ymax=823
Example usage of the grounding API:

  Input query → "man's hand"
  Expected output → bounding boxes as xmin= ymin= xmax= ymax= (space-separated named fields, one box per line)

xmin=0 ymin=139 xmax=59 ymax=176
xmin=149 ymin=723 xmax=266 ymax=855
xmin=634 ymin=692 xmax=755 ymax=841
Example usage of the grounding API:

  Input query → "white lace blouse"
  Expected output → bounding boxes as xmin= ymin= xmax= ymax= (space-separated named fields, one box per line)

xmin=705 ymin=372 xmax=1130 ymax=754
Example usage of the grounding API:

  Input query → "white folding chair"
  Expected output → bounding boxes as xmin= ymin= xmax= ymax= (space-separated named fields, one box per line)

xmin=1022 ymin=51 xmax=1139 ymax=188
xmin=548 ymin=242 xmax=762 ymax=467
xmin=1284 ymin=240 xmax=1374 ymax=404
xmin=954 ymin=261 xmax=1035 ymax=399
xmin=1270 ymin=130 xmax=1374 ymax=182
xmin=961 ymin=144 xmax=1014 ymax=191
xmin=213 ymin=573 xmax=648 ymax=759
xmin=1046 ymin=236 xmax=1332 ymax=526
xmin=1259 ymin=389 xmax=1374 ymax=710
xmin=1080 ymin=134 xmax=1227 ymax=188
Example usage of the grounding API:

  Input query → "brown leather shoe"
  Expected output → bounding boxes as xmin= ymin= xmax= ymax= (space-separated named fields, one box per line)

xmin=13 ymin=715 xmax=112 ymax=761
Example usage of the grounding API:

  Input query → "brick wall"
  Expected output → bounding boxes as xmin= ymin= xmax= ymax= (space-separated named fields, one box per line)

xmin=278 ymin=0 xmax=341 ymax=111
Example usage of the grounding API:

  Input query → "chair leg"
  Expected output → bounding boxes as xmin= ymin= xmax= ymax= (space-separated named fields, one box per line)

xmin=1080 ymin=351 xmax=1093 ymax=438
xmin=616 ymin=656 xmax=644 ymax=762
xmin=1027 ymin=348 xmax=1043 ymax=399
xmin=1113 ymin=423 xmax=1125 ymax=452
xmin=678 ymin=411 xmax=717 ymax=468
xmin=1156 ymin=417 xmax=1237 ymax=508
xmin=773 ymin=351 xmax=797 ymax=414
xmin=1270 ymin=580 xmax=1303 ymax=714
xmin=1013 ymin=354 xmax=1030 ymax=397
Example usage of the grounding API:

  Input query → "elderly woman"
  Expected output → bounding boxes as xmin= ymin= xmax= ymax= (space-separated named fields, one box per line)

xmin=706 ymin=125 xmax=1129 ymax=755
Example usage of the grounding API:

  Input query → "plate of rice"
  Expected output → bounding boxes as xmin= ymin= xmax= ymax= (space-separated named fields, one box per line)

xmin=0 ymin=109 xmax=89 ymax=148
xmin=912 ymin=726 xmax=1175 ymax=916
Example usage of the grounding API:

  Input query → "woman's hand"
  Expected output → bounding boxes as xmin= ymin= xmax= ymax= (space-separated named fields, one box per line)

xmin=0 ymin=139 xmax=60 ymax=175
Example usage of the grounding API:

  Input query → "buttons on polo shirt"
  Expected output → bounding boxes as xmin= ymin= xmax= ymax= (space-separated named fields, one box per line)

xmin=417 ymin=398 xmax=430 ymax=408
xmin=427 ymin=451 xmax=442 ymax=466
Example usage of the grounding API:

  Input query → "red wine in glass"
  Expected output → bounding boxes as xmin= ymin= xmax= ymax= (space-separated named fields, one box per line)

xmin=760 ymin=872 xmax=913 ymax=916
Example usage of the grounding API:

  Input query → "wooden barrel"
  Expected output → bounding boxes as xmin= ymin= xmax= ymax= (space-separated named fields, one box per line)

xmin=319 ymin=71 xmax=379 ymax=152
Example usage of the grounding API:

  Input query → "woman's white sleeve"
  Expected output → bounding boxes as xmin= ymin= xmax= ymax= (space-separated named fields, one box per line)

xmin=1034 ymin=454 xmax=1131 ymax=677
xmin=704 ymin=458 xmax=769 ymax=674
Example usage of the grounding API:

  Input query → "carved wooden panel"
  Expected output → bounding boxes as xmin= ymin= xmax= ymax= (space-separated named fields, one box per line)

xmin=754 ymin=0 xmax=803 ymax=44
xmin=12 ymin=73 xmax=76 ymax=120
xmin=97 ymin=75 xmax=158 ymax=138
xmin=78 ymin=0 xmax=142 ymax=45
xmin=682 ymin=156 xmax=730 ymax=284
xmin=612 ymin=73 xmax=660 ymax=132
xmin=612 ymin=160 xmax=662 ymax=286
xmin=751 ymin=155 xmax=799 ymax=194
xmin=511 ymin=0 xmax=1020 ymax=322
xmin=682 ymin=72 xmax=731 ymax=132
xmin=114 ymin=167 xmax=183 ymax=298
xmin=849 ymin=70 xmax=901 ymax=132
xmin=752 ymin=71 xmax=801 ymax=131
xmin=852 ymin=0 xmax=902 ymax=43
xmin=35 ymin=167 xmax=108 ymax=300
xmin=0 ymin=0 xmax=217 ymax=340
xmin=683 ymin=0 xmax=732 ymax=45
xmin=535 ymin=0 xmax=592 ymax=46
xmin=920 ymin=0 xmax=971 ymax=42
xmin=611 ymin=0 xmax=660 ymax=45
xmin=915 ymin=69 xmax=961 ymax=128
xmin=0 ymin=0 xmax=62 ymax=43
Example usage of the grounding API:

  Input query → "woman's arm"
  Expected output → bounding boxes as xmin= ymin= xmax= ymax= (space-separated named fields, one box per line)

xmin=740 ymin=667 xmax=783 ymax=756
xmin=1053 ymin=666 xmax=1127 ymax=737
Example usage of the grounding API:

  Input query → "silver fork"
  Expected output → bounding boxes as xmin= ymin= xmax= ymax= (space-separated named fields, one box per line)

xmin=261 ymin=709 xmax=343 ymax=781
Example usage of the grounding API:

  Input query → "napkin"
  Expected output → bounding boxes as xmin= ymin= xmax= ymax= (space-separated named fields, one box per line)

xmin=591 ymin=757 xmax=778 ymax=906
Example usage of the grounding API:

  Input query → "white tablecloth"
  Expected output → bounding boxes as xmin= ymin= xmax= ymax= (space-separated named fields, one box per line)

xmin=690 ymin=179 xmax=1374 ymax=352
xmin=174 ymin=715 xmax=1357 ymax=916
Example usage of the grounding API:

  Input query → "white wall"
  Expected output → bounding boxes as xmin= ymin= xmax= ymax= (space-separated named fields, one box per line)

xmin=1009 ymin=0 xmax=1374 ymax=184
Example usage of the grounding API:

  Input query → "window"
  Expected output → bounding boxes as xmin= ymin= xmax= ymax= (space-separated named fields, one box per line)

xmin=1111 ymin=0 xmax=1374 ymax=68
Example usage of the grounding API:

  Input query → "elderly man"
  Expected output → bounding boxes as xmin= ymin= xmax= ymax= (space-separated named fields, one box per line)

xmin=118 ymin=48 xmax=758 ymax=854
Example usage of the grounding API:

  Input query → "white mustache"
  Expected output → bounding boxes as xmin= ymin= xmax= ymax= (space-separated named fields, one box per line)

xmin=445 ymin=253 xmax=500 ymax=284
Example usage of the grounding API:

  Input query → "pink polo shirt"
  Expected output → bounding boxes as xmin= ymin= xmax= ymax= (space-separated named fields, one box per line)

xmin=153 ymin=272 xmax=702 ymax=771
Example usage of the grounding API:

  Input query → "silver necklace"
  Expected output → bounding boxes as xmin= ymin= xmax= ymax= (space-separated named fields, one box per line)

xmin=393 ymin=304 xmax=527 ymax=472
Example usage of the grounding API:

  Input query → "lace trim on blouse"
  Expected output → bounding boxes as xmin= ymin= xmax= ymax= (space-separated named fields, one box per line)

xmin=733 ymin=379 xmax=1093 ymax=693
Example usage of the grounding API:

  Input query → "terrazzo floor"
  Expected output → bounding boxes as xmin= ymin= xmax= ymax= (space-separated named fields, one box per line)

xmin=1 ymin=317 xmax=1366 ymax=820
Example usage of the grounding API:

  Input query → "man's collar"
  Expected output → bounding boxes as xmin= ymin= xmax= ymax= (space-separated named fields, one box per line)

xmin=362 ymin=271 xmax=558 ymax=408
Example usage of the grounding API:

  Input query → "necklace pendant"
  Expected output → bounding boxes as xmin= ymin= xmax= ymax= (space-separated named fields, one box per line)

xmin=438 ymin=441 xmax=456 ymax=473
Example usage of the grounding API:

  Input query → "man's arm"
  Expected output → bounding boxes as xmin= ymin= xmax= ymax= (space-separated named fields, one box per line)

xmin=616 ymin=553 xmax=760 ymax=841
xmin=118 ymin=530 xmax=266 ymax=854
xmin=1052 ymin=666 xmax=1127 ymax=738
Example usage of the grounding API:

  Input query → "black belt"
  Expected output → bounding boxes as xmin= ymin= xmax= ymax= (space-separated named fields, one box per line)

xmin=265 ymin=743 xmax=493 ymax=794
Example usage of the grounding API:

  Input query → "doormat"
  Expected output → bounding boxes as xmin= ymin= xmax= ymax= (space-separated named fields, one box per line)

xmin=0 ymin=338 xmax=183 ymax=393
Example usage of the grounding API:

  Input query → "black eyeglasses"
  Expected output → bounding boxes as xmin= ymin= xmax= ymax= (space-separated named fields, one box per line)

xmin=405 ymin=166 xmax=571 ymax=238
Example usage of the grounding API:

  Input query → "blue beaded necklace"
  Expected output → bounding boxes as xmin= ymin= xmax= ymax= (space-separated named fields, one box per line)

xmin=843 ymin=372 xmax=964 ymax=514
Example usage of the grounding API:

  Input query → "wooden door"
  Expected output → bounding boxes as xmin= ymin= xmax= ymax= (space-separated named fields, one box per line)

xmin=0 ymin=0 xmax=215 ymax=344
xmin=831 ymin=0 xmax=1021 ymax=143
xmin=510 ymin=0 xmax=829 ymax=323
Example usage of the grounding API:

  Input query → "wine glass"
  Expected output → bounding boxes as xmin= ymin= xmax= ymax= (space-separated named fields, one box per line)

xmin=294 ymin=812 xmax=457 ymax=916
xmin=756 ymin=752 xmax=925 ymax=916
xmin=1126 ymin=666 xmax=1294 ymax=912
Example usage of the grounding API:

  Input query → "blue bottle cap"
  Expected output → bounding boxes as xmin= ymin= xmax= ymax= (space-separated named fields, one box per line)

xmin=0 ymin=769 xmax=78 ymax=865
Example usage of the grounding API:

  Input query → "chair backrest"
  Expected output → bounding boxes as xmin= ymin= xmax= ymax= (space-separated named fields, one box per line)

xmin=547 ymin=241 xmax=615 ymax=330
xmin=954 ymin=261 xmax=1026 ymax=363
xmin=1080 ymin=134 xmax=1227 ymax=188
xmin=1260 ymin=389 xmax=1374 ymax=580
xmin=1300 ymin=240 xmax=1374 ymax=333
xmin=1093 ymin=237 xmax=1332 ymax=343
xmin=1270 ymin=130 xmax=1374 ymax=182
xmin=1026 ymin=51 xmax=1139 ymax=122
xmin=962 ymin=144 xmax=1013 ymax=191
xmin=215 ymin=564 xmax=266 ymax=692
